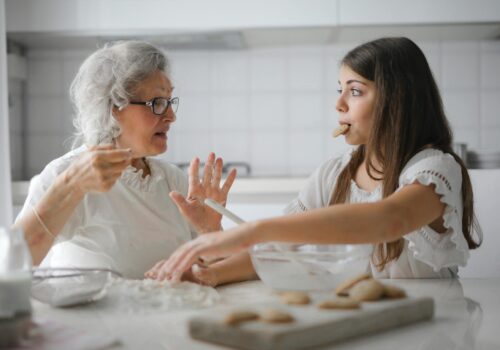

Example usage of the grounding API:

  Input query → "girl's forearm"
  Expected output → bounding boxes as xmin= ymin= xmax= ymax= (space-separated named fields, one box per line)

xmin=209 ymin=251 xmax=258 ymax=286
xmin=254 ymin=201 xmax=405 ymax=246
xmin=13 ymin=168 xmax=85 ymax=265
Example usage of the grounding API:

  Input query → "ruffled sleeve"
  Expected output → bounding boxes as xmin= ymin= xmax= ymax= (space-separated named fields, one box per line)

xmin=284 ymin=152 xmax=351 ymax=215
xmin=398 ymin=149 xmax=470 ymax=271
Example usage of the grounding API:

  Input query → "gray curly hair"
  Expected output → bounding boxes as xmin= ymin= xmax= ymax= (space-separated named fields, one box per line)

xmin=70 ymin=40 xmax=170 ymax=147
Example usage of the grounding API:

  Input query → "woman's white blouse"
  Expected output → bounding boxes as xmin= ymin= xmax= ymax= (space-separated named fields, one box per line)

xmin=16 ymin=146 xmax=196 ymax=279
xmin=284 ymin=148 xmax=471 ymax=278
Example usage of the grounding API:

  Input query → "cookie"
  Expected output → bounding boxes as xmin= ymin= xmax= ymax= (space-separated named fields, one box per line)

xmin=259 ymin=309 xmax=294 ymax=324
xmin=348 ymin=279 xmax=385 ymax=302
xmin=335 ymin=273 xmax=371 ymax=296
xmin=332 ymin=124 xmax=350 ymax=138
xmin=383 ymin=284 xmax=407 ymax=299
xmin=318 ymin=298 xmax=361 ymax=310
xmin=279 ymin=291 xmax=311 ymax=305
xmin=224 ymin=310 xmax=259 ymax=326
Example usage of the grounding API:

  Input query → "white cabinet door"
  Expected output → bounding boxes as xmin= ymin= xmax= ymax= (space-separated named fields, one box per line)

xmin=339 ymin=0 xmax=500 ymax=25
xmin=5 ymin=0 xmax=338 ymax=34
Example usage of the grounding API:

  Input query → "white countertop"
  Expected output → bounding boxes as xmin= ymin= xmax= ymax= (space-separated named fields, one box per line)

xmin=28 ymin=278 xmax=500 ymax=350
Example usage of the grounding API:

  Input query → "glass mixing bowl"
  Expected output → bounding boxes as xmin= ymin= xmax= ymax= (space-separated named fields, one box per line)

xmin=250 ymin=243 xmax=372 ymax=291
xmin=31 ymin=267 xmax=121 ymax=307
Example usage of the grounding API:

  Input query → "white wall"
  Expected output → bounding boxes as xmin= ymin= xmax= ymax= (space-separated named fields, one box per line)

xmin=0 ymin=0 xmax=13 ymax=226
xmin=13 ymin=39 xmax=500 ymax=179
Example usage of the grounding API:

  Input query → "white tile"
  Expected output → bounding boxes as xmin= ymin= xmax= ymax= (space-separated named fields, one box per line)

xmin=174 ymin=93 xmax=212 ymax=132
xmin=176 ymin=131 xmax=213 ymax=163
xmin=26 ymin=134 xmax=64 ymax=174
xmin=212 ymin=94 xmax=249 ymax=131
xmin=289 ymin=92 xmax=324 ymax=130
xmin=27 ymin=59 xmax=64 ymax=96
xmin=213 ymin=52 xmax=248 ymax=92
xmin=26 ymin=96 xmax=64 ymax=133
xmin=62 ymin=59 xmax=85 ymax=95
xmin=170 ymin=52 xmax=213 ymax=93
xmin=250 ymin=131 xmax=287 ymax=176
xmin=250 ymin=93 xmax=287 ymax=130
xmin=61 ymin=50 xmax=92 ymax=61
xmin=480 ymin=52 xmax=500 ymax=88
xmin=442 ymin=91 xmax=479 ymax=128
xmin=480 ymin=128 xmax=500 ymax=150
xmin=288 ymin=131 xmax=325 ymax=176
xmin=480 ymin=91 xmax=500 ymax=128
xmin=250 ymin=54 xmax=287 ymax=92
xmin=453 ymin=128 xmax=480 ymax=150
xmin=8 ymin=95 xmax=23 ymax=133
xmin=442 ymin=41 xmax=479 ymax=52
xmin=211 ymin=131 xmax=249 ymax=162
xmin=62 ymin=100 xmax=77 ymax=136
xmin=27 ymin=49 xmax=61 ymax=60
xmin=442 ymin=45 xmax=479 ymax=89
xmin=289 ymin=52 xmax=324 ymax=91
xmin=9 ymin=134 xmax=23 ymax=178
xmin=8 ymin=79 xmax=23 ymax=95
xmin=325 ymin=54 xmax=342 ymax=92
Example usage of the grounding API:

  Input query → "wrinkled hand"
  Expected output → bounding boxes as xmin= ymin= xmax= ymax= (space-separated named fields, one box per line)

xmin=144 ymin=258 xmax=217 ymax=287
xmin=144 ymin=224 xmax=255 ymax=282
xmin=170 ymin=153 xmax=237 ymax=233
xmin=65 ymin=144 xmax=132 ymax=196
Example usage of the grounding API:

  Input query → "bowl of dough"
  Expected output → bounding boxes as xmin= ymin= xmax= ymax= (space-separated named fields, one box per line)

xmin=250 ymin=243 xmax=372 ymax=291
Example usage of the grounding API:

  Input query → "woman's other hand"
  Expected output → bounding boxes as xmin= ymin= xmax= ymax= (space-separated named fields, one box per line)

xmin=144 ymin=258 xmax=217 ymax=286
xmin=170 ymin=152 xmax=237 ymax=233
xmin=144 ymin=223 xmax=256 ymax=282
xmin=64 ymin=144 xmax=132 ymax=195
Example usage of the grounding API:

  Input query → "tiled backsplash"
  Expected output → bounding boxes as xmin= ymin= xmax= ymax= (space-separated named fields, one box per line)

xmin=8 ymin=40 xmax=500 ymax=180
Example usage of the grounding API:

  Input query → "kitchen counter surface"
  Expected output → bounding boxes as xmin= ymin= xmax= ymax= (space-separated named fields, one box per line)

xmin=28 ymin=278 xmax=499 ymax=350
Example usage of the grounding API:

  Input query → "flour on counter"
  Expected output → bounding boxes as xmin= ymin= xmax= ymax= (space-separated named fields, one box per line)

xmin=102 ymin=277 xmax=221 ymax=313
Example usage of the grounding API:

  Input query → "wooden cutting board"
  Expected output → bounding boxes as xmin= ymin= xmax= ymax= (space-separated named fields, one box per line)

xmin=189 ymin=297 xmax=434 ymax=350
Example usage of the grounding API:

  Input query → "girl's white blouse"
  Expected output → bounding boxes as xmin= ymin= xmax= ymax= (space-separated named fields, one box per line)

xmin=16 ymin=146 xmax=196 ymax=278
xmin=284 ymin=148 xmax=471 ymax=278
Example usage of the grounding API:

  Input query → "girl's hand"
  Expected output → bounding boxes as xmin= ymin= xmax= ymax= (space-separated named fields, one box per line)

xmin=144 ymin=224 xmax=256 ymax=282
xmin=170 ymin=153 xmax=237 ymax=233
xmin=65 ymin=144 xmax=132 ymax=195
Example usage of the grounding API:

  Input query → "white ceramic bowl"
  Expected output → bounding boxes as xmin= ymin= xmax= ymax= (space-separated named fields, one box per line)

xmin=31 ymin=268 xmax=118 ymax=307
xmin=250 ymin=243 xmax=372 ymax=291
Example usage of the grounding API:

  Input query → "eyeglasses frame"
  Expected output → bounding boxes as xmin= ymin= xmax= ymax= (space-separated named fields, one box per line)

xmin=129 ymin=96 xmax=179 ymax=116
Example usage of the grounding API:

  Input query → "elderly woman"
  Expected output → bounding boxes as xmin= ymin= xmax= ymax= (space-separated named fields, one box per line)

xmin=14 ymin=41 xmax=241 ymax=280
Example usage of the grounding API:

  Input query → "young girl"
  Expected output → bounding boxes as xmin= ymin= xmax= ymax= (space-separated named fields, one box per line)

xmin=146 ymin=37 xmax=482 ymax=282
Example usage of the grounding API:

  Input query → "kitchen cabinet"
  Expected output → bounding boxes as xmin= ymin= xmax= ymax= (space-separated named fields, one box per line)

xmin=5 ymin=0 xmax=338 ymax=34
xmin=338 ymin=0 xmax=500 ymax=25
xmin=6 ymin=0 xmax=500 ymax=43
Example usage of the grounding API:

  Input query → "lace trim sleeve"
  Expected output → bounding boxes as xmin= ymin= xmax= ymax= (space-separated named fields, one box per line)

xmin=399 ymin=152 xmax=470 ymax=271
xmin=283 ymin=198 xmax=308 ymax=215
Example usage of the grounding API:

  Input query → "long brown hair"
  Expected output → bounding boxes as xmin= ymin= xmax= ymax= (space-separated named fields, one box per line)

xmin=331 ymin=37 xmax=482 ymax=270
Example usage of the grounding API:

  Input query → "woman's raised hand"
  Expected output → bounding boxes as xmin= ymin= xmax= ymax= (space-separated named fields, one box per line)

xmin=65 ymin=144 xmax=132 ymax=196
xmin=170 ymin=152 xmax=237 ymax=233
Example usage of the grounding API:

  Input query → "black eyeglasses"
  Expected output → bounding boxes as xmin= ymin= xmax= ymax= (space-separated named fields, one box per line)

xmin=129 ymin=97 xmax=179 ymax=115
